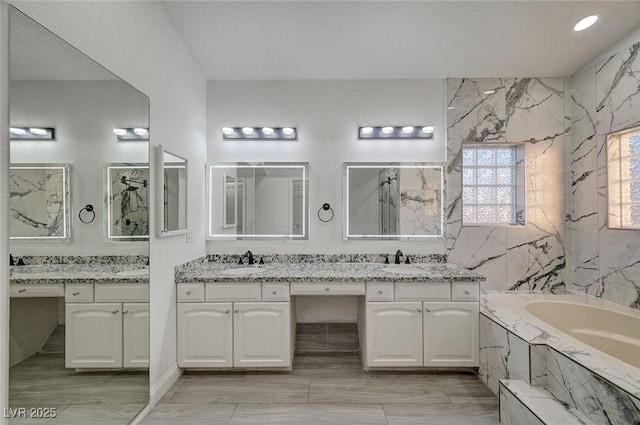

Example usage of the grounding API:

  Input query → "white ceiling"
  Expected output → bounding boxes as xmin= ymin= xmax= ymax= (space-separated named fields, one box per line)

xmin=162 ymin=0 xmax=640 ymax=80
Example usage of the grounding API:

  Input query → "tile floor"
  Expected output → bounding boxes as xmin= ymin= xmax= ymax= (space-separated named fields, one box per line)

xmin=9 ymin=352 xmax=148 ymax=424
xmin=142 ymin=352 xmax=499 ymax=425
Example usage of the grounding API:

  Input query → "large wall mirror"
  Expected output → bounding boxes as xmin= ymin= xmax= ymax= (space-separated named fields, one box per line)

xmin=208 ymin=162 xmax=309 ymax=239
xmin=345 ymin=163 xmax=444 ymax=240
xmin=8 ymin=6 xmax=149 ymax=423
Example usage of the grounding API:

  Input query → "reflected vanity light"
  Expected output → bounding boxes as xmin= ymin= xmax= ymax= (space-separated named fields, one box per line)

xmin=10 ymin=126 xmax=55 ymax=140
xmin=574 ymin=15 xmax=598 ymax=32
xmin=358 ymin=125 xmax=435 ymax=139
xmin=482 ymin=89 xmax=496 ymax=95
xmin=113 ymin=127 xmax=149 ymax=141
xmin=222 ymin=126 xmax=298 ymax=140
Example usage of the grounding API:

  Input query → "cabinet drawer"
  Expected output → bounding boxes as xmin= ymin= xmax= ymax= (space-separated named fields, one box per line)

xmin=290 ymin=282 xmax=365 ymax=296
xmin=366 ymin=282 xmax=394 ymax=301
xmin=94 ymin=284 xmax=149 ymax=302
xmin=10 ymin=284 xmax=64 ymax=298
xmin=395 ymin=282 xmax=450 ymax=301
xmin=206 ymin=283 xmax=261 ymax=302
xmin=65 ymin=284 xmax=94 ymax=302
xmin=262 ymin=283 xmax=290 ymax=302
xmin=177 ymin=283 xmax=205 ymax=302
xmin=451 ymin=282 xmax=479 ymax=301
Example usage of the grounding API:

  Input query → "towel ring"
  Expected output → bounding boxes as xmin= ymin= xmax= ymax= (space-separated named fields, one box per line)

xmin=317 ymin=203 xmax=334 ymax=223
xmin=79 ymin=204 xmax=95 ymax=224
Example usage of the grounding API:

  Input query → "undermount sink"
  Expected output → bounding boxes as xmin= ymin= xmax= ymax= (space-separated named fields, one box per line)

xmin=382 ymin=265 xmax=428 ymax=275
xmin=219 ymin=267 xmax=268 ymax=276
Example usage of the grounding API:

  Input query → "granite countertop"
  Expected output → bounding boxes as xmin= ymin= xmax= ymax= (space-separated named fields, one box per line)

xmin=175 ymin=262 xmax=485 ymax=283
xmin=9 ymin=264 xmax=149 ymax=285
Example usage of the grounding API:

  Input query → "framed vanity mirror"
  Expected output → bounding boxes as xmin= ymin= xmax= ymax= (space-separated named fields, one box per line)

xmin=345 ymin=163 xmax=444 ymax=240
xmin=207 ymin=162 xmax=309 ymax=239
xmin=156 ymin=145 xmax=188 ymax=236
xmin=9 ymin=164 xmax=71 ymax=240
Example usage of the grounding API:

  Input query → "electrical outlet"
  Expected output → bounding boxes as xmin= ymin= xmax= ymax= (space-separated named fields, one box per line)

xmin=185 ymin=230 xmax=193 ymax=243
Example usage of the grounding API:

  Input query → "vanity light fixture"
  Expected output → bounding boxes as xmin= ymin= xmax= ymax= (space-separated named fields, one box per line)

xmin=574 ymin=15 xmax=598 ymax=32
xmin=113 ymin=127 xmax=149 ymax=141
xmin=10 ymin=126 xmax=55 ymax=140
xmin=222 ymin=126 xmax=298 ymax=140
xmin=446 ymin=106 xmax=455 ymax=110
xmin=358 ymin=125 xmax=435 ymax=139
xmin=482 ymin=89 xmax=497 ymax=95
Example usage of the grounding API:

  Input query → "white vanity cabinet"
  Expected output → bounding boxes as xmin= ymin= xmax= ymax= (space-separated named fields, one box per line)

xmin=364 ymin=281 xmax=479 ymax=368
xmin=65 ymin=284 xmax=149 ymax=369
xmin=177 ymin=283 xmax=292 ymax=369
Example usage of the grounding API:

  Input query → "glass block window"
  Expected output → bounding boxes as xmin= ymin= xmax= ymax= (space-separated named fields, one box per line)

xmin=607 ymin=126 xmax=640 ymax=229
xmin=462 ymin=145 xmax=524 ymax=225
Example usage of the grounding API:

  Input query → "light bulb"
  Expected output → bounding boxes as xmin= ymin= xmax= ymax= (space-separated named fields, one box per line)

xmin=222 ymin=127 xmax=234 ymax=135
xmin=262 ymin=127 xmax=274 ymax=136
xmin=421 ymin=126 xmax=434 ymax=134
xmin=29 ymin=128 xmax=47 ymax=135
xmin=482 ymin=90 xmax=496 ymax=95
xmin=10 ymin=128 xmax=27 ymax=135
xmin=242 ymin=127 xmax=254 ymax=135
xmin=133 ymin=128 xmax=148 ymax=136
xmin=381 ymin=127 xmax=394 ymax=135
xmin=402 ymin=126 xmax=414 ymax=135
xmin=360 ymin=127 xmax=374 ymax=136
xmin=282 ymin=127 xmax=295 ymax=137
xmin=574 ymin=15 xmax=598 ymax=32
xmin=113 ymin=128 xmax=127 ymax=136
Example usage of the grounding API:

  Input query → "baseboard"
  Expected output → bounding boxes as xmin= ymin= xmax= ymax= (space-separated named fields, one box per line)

xmin=149 ymin=364 xmax=182 ymax=408
xmin=128 ymin=404 xmax=151 ymax=425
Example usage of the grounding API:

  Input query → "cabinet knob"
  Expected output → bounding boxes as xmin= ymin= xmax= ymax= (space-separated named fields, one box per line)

xmin=72 ymin=292 xmax=80 ymax=296
xmin=18 ymin=289 xmax=26 ymax=293
xmin=234 ymin=309 xmax=239 ymax=313
xmin=325 ymin=287 xmax=330 ymax=291
xmin=225 ymin=310 xmax=230 ymax=314
xmin=417 ymin=308 xmax=422 ymax=313
xmin=186 ymin=290 xmax=192 ymax=295
xmin=272 ymin=291 xmax=277 ymax=295
xmin=123 ymin=310 xmax=129 ymax=315
xmin=425 ymin=308 xmax=431 ymax=313
xmin=112 ymin=310 xmax=119 ymax=314
xmin=378 ymin=290 xmax=383 ymax=294
xmin=464 ymin=290 xmax=471 ymax=295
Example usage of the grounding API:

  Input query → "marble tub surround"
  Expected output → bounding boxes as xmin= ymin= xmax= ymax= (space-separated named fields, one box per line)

xmin=568 ymin=41 xmax=640 ymax=310
xmin=9 ymin=263 xmax=149 ymax=285
xmin=481 ymin=291 xmax=640 ymax=424
xmin=446 ymin=78 xmax=567 ymax=293
xmin=175 ymin=260 xmax=484 ymax=283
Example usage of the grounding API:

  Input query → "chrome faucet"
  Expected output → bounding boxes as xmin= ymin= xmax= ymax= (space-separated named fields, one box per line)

xmin=246 ymin=250 xmax=255 ymax=265
xmin=394 ymin=250 xmax=403 ymax=265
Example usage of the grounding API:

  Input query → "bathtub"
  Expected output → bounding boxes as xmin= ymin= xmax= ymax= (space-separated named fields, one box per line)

xmin=482 ymin=292 xmax=640 ymax=380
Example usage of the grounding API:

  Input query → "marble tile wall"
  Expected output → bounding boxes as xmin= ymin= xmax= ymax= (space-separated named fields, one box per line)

xmin=567 ymin=41 xmax=640 ymax=309
xmin=446 ymin=78 xmax=568 ymax=291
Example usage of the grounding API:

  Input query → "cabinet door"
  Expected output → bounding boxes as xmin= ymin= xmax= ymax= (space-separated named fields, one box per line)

xmin=177 ymin=303 xmax=233 ymax=368
xmin=123 ymin=303 xmax=149 ymax=368
xmin=423 ymin=302 xmax=479 ymax=367
xmin=233 ymin=302 xmax=291 ymax=368
xmin=366 ymin=302 xmax=423 ymax=367
xmin=65 ymin=303 xmax=122 ymax=368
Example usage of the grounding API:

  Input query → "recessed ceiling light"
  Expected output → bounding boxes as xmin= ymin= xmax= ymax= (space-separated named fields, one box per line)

xmin=482 ymin=90 xmax=496 ymax=95
xmin=574 ymin=15 xmax=598 ymax=32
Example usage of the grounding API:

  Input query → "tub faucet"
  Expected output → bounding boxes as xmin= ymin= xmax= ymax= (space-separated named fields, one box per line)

xmin=394 ymin=250 xmax=403 ymax=265
xmin=246 ymin=250 xmax=255 ymax=265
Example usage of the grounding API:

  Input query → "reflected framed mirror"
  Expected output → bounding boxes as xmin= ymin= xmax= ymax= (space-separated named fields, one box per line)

xmin=9 ymin=164 xmax=71 ymax=241
xmin=344 ymin=163 xmax=444 ymax=240
xmin=105 ymin=164 xmax=150 ymax=240
xmin=8 ymin=6 xmax=149 ymax=423
xmin=155 ymin=145 xmax=188 ymax=237
xmin=207 ymin=162 xmax=309 ymax=239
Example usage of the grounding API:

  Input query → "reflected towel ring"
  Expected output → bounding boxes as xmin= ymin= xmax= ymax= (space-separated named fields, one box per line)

xmin=317 ymin=203 xmax=334 ymax=223
xmin=79 ymin=204 xmax=95 ymax=224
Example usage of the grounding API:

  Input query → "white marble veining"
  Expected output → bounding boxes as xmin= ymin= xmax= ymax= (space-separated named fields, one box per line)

xmin=481 ymin=291 xmax=640 ymax=402
xmin=105 ymin=164 xmax=149 ymax=239
xmin=446 ymin=78 xmax=567 ymax=293
xmin=175 ymin=261 xmax=484 ymax=284
xmin=567 ymin=41 xmax=640 ymax=310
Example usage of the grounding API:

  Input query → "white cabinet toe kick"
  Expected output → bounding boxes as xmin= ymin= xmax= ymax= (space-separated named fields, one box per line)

xmin=177 ymin=280 xmax=480 ymax=371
